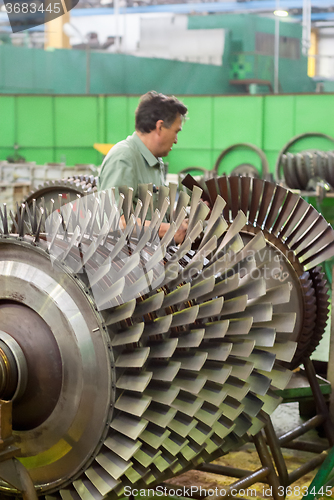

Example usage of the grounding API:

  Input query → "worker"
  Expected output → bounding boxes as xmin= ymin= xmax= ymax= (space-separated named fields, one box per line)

xmin=98 ymin=90 xmax=188 ymax=243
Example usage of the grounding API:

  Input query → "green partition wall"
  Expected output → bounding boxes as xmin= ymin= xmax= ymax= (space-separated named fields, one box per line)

xmin=1 ymin=93 xmax=334 ymax=174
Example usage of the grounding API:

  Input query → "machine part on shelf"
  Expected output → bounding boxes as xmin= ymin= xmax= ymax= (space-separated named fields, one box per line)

xmin=19 ymin=175 xmax=98 ymax=231
xmin=275 ymin=132 xmax=334 ymax=186
xmin=306 ymin=176 xmax=332 ymax=193
xmin=281 ymin=152 xmax=334 ymax=191
xmin=230 ymin=164 xmax=261 ymax=179
xmin=213 ymin=143 xmax=270 ymax=180
xmin=0 ymin=185 xmax=301 ymax=499
xmin=184 ymin=175 xmax=334 ymax=369
xmin=22 ymin=175 xmax=97 ymax=211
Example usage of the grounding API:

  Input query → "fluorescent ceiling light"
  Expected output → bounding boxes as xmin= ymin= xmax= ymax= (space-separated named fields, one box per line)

xmin=274 ymin=9 xmax=289 ymax=17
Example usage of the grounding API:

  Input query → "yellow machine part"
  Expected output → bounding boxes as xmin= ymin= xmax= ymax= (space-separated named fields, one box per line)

xmin=94 ymin=143 xmax=114 ymax=156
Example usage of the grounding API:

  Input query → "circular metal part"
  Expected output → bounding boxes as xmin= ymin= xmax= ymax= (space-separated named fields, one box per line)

xmin=202 ymin=175 xmax=334 ymax=368
xmin=0 ymin=341 xmax=18 ymax=401
xmin=239 ymin=232 xmax=308 ymax=347
xmin=305 ymin=266 xmax=330 ymax=362
xmin=0 ymin=185 xmax=332 ymax=500
xmin=0 ymin=237 xmax=113 ymax=494
xmin=230 ymin=164 xmax=260 ymax=178
xmin=213 ymin=143 xmax=270 ymax=179
xmin=0 ymin=330 xmax=28 ymax=402
xmin=275 ymin=132 xmax=334 ymax=184
xmin=280 ymin=150 xmax=334 ymax=191
xmin=0 ymin=303 xmax=62 ymax=429
xmin=295 ymin=153 xmax=308 ymax=190
xmin=22 ymin=176 xmax=97 ymax=212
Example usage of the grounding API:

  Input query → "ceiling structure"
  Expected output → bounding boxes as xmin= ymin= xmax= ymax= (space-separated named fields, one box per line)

xmin=69 ymin=0 xmax=334 ymax=21
xmin=0 ymin=0 xmax=334 ymax=22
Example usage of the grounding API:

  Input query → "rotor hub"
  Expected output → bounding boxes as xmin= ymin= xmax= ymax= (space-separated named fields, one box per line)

xmin=0 ymin=302 xmax=62 ymax=430
xmin=0 ymin=237 xmax=114 ymax=494
xmin=0 ymin=339 xmax=19 ymax=401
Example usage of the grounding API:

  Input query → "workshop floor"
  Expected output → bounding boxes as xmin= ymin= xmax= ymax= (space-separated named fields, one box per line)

xmin=166 ymin=402 xmax=331 ymax=500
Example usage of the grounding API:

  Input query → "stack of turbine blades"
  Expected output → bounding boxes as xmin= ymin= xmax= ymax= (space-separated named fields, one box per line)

xmin=29 ymin=183 xmax=299 ymax=500
xmin=280 ymin=151 xmax=334 ymax=190
xmin=182 ymin=175 xmax=334 ymax=369
xmin=300 ymin=266 xmax=330 ymax=364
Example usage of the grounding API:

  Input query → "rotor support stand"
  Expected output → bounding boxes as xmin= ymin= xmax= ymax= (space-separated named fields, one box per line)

xmin=262 ymin=357 xmax=334 ymax=490
xmin=0 ymin=400 xmax=37 ymax=500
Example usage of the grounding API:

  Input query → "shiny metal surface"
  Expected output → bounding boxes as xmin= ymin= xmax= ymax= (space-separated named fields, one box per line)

xmin=0 ymin=239 xmax=113 ymax=494
xmin=195 ymin=175 xmax=334 ymax=368
xmin=0 ymin=330 xmax=28 ymax=402
xmin=0 ymin=183 xmax=332 ymax=499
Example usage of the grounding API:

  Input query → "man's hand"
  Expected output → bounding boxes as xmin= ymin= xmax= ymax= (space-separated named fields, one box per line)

xmin=121 ymin=217 xmax=189 ymax=245
xmin=174 ymin=219 xmax=188 ymax=244
xmin=158 ymin=220 xmax=188 ymax=245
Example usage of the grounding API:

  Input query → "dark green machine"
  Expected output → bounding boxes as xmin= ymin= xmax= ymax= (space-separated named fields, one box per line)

xmin=188 ymin=14 xmax=315 ymax=94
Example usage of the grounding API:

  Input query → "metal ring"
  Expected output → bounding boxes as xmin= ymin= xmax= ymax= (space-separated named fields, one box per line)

xmin=0 ymin=330 xmax=28 ymax=402
xmin=213 ymin=142 xmax=270 ymax=178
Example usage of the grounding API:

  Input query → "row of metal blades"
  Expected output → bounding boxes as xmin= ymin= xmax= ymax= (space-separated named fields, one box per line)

xmin=34 ymin=184 xmax=299 ymax=500
xmin=186 ymin=175 xmax=334 ymax=368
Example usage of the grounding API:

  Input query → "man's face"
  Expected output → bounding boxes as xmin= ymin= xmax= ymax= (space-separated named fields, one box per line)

xmin=158 ymin=114 xmax=183 ymax=157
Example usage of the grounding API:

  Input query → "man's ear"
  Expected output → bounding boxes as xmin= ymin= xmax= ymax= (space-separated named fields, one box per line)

xmin=156 ymin=120 xmax=164 ymax=135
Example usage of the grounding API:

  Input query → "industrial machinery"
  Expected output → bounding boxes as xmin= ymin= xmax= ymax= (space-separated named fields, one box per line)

xmin=0 ymin=178 xmax=332 ymax=499
xmin=22 ymin=175 xmax=98 ymax=214
xmin=275 ymin=132 xmax=334 ymax=190
xmin=184 ymin=174 xmax=332 ymax=368
xmin=177 ymin=143 xmax=270 ymax=192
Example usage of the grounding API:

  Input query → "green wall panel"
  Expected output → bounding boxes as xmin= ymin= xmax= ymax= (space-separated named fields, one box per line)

xmin=90 ymin=53 xmax=126 ymax=94
xmin=97 ymin=96 xmax=106 ymax=144
xmin=212 ymin=96 xmax=263 ymax=150
xmin=265 ymin=150 xmax=280 ymax=176
xmin=295 ymin=95 xmax=334 ymax=136
xmin=55 ymin=148 xmax=100 ymax=166
xmin=52 ymin=50 xmax=86 ymax=94
xmin=105 ymin=97 xmax=128 ymax=145
xmin=167 ymin=150 xmax=213 ymax=174
xmin=263 ymin=96 xmax=295 ymax=151
xmin=289 ymin=136 xmax=334 ymax=152
xmin=177 ymin=96 xmax=212 ymax=149
xmin=0 ymin=148 xmax=15 ymax=161
xmin=19 ymin=148 xmax=55 ymax=164
xmin=127 ymin=97 xmax=140 ymax=136
xmin=54 ymin=97 xmax=99 ymax=147
xmin=1 ymin=94 xmax=334 ymax=173
xmin=3 ymin=46 xmax=34 ymax=91
xmin=0 ymin=96 xmax=15 ymax=147
xmin=121 ymin=55 xmax=226 ymax=96
xmin=17 ymin=97 xmax=53 ymax=147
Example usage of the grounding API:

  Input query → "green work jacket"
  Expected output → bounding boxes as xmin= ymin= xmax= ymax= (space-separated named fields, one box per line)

xmin=98 ymin=132 xmax=165 ymax=205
